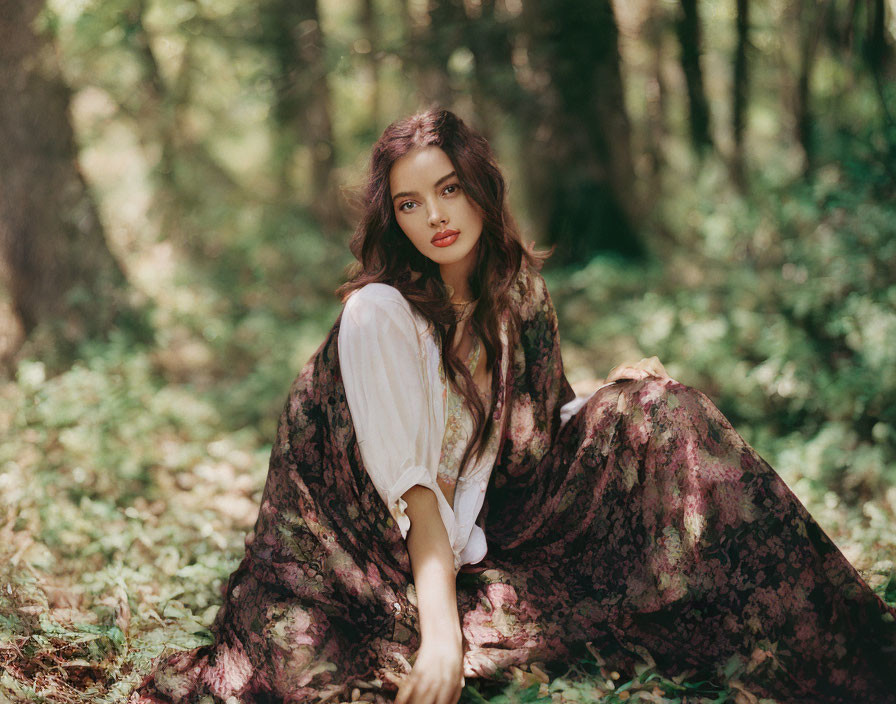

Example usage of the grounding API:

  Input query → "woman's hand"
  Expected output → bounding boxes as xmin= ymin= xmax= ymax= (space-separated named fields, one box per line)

xmin=395 ymin=637 xmax=465 ymax=704
xmin=606 ymin=356 xmax=672 ymax=383
xmin=396 ymin=485 xmax=465 ymax=704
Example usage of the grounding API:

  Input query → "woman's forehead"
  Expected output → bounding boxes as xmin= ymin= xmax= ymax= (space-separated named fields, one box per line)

xmin=389 ymin=146 xmax=454 ymax=195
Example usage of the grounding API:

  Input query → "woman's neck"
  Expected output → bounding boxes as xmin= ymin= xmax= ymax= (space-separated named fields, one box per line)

xmin=440 ymin=262 xmax=474 ymax=303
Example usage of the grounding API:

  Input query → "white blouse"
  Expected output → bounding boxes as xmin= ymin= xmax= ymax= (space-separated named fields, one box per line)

xmin=337 ymin=282 xmax=606 ymax=574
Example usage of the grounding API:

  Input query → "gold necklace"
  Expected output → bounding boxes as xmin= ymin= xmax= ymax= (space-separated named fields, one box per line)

xmin=445 ymin=282 xmax=475 ymax=307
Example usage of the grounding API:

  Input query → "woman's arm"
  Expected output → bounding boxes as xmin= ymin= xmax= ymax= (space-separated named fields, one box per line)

xmin=337 ymin=288 xmax=463 ymax=702
xmin=395 ymin=484 xmax=465 ymax=704
xmin=402 ymin=484 xmax=462 ymax=643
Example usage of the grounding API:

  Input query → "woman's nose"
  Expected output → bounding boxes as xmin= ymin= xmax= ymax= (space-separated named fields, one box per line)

xmin=427 ymin=203 xmax=446 ymax=227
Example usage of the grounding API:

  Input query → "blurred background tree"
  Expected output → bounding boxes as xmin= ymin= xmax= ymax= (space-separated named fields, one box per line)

xmin=0 ymin=0 xmax=150 ymax=371
xmin=1 ymin=1 xmax=895 ymax=700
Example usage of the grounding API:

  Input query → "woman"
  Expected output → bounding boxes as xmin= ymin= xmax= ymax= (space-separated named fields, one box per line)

xmin=130 ymin=109 xmax=896 ymax=704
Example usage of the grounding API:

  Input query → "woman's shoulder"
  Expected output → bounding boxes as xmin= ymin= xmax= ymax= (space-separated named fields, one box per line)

xmin=342 ymin=282 xmax=424 ymax=331
xmin=344 ymin=282 xmax=411 ymax=314
xmin=345 ymin=281 xmax=405 ymax=304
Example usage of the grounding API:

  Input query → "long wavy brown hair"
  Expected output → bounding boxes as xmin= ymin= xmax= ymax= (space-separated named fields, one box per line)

xmin=336 ymin=108 xmax=552 ymax=475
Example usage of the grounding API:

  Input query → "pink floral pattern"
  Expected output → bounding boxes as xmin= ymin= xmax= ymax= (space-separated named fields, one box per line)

xmin=129 ymin=265 xmax=896 ymax=703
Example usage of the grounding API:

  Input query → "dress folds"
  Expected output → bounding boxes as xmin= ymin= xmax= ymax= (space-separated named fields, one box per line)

xmin=129 ymin=264 xmax=896 ymax=703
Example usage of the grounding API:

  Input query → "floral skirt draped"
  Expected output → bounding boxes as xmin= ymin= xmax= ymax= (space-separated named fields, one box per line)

xmin=130 ymin=327 xmax=896 ymax=703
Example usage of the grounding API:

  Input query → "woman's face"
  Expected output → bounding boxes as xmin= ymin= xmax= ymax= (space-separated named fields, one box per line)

xmin=389 ymin=145 xmax=484 ymax=274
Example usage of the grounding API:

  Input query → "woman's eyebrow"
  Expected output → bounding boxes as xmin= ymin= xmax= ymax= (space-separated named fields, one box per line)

xmin=391 ymin=171 xmax=457 ymax=201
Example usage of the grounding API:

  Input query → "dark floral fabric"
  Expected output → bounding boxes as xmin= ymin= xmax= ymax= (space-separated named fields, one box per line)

xmin=130 ymin=266 xmax=896 ymax=703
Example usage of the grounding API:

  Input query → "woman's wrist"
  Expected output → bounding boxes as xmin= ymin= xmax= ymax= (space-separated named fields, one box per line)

xmin=402 ymin=484 xmax=465 ymax=650
xmin=419 ymin=611 xmax=463 ymax=646
xmin=420 ymin=625 xmax=463 ymax=656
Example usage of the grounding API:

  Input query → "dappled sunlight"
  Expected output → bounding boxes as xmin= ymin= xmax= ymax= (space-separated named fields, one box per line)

xmin=0 ymin=0 xmax=893 ymax=700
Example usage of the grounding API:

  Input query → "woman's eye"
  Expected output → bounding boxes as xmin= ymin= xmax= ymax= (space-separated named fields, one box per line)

xmin=399 ymin=201 xmax=416 ymax=212
xmin=443 ymin=184 xmax=459 ymax=195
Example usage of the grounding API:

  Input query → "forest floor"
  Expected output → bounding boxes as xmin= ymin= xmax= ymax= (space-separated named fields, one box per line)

xmin=1 ymin=335 xmax=895 ymax=704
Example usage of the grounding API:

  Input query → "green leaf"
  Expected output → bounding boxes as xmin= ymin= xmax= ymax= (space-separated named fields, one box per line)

xmin=883 ymin=573 xmax=896 ymax=604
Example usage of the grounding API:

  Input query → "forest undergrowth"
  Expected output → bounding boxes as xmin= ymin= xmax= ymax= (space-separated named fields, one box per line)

xmin=2 ymin=156 xmax=896 ymax=703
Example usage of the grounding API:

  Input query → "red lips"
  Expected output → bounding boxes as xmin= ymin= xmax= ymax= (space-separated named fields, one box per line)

xmin=431 ymin=229 xmax=459 ymax=244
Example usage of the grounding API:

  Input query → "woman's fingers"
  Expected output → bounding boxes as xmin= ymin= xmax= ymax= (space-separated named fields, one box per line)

xmin=608 ymin=356 xmax=671 ymax=383
xmin=410 ymin=680 xmax=443 ymax=704
xmin=433 ymin=677 xmax=463 ymax=704
xmin=394 ymin=674 xmax=416 ymax=704
xmin=401 ymin=676 xmax=461 ymax=704
xmin=399 ymin=670 xmax=462 ymax=704
xmin=642 ymin=356 xmax=669 ymax=378
xmin=451 ymin=681 xmax=464 ymax=704
xmin=607 ymin=366 xmax=648 ymax=382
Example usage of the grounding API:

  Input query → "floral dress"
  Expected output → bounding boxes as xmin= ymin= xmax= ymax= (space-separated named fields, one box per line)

xmin=129 ymin=264 xmax=896 ymax=704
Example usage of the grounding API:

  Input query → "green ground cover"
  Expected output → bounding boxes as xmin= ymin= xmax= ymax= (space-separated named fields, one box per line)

xmin=2 ymin=151 xmax=895 ymax=702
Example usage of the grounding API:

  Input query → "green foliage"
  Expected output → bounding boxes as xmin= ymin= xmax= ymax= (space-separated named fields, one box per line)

xmin=4 ymin=0 xmax=895 ymax=701
xmin=4 ymin=119 xmax=895 ymax=704
xmin=1 ymin=340 xmax=268 ymax=701
xmin=554 ymin=157 xmax=896 ymax=510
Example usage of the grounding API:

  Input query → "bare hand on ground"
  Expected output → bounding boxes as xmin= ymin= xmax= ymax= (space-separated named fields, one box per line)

xmin=394 ymin=639 xmax=464 ymax=704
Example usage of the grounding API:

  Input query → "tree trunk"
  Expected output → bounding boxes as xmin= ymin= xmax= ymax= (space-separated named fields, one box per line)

xmin=466 ymin=0 xmax=518 ymax=143
xmin=864 ymin=0 xmax=889 ymax=71
xmin=863 ymin=0 xmax=895 ymax=135
xmin=676 ymin=0 xmax=713 ymax=154
xmin=264 ymin=0 xmax=341 ymax=233
xmin=360 ymin=0 xmax=381 ymax=128
xmin=518 ymin=0 xmax=644 ymax=265
xmin=643 ymin=0 xmax=670 ymax=189
xmin=0 ymin=0 xmax=140 ymax=368
xmin=731 ymin=0 xmax=750 ymax=188
xmin=128 ymin=0 xmax=178 ymax=188
xmin=404 ymin=0 xmax=460 ymax=108
xmin=795 ymin=0 xmax=830 ymax=175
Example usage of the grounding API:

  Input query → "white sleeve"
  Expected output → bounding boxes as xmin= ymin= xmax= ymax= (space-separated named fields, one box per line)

xmin=337 ymin=285 xmax=442 ymax=540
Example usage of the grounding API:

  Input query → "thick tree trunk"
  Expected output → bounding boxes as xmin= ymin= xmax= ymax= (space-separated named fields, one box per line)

xmin=466 ymin=0 xmax=518 ymax=143
xmin=644 ymin=0 xmax=670 ymax=187
xmin=360 ymin=0 xmax=381 ymax=127
xmin=864 ymin=0 xmax=895 ymax=135
xmin=864 ymin=0 xmax=889 ymax=70
xmin=518 ymin=0 xmax=644 ymax=264
xmin=405 ymin=0 xmax=461 ymax=108
xmin=676 ymin=0 xmax=713 ymax=154
xmin=264 ymin=0 xmax=341 ymax=233
xmin=0 ymin=0 xmax=138 ymax=366
xmin=795 ymin=0 xmax=830 ymax=175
